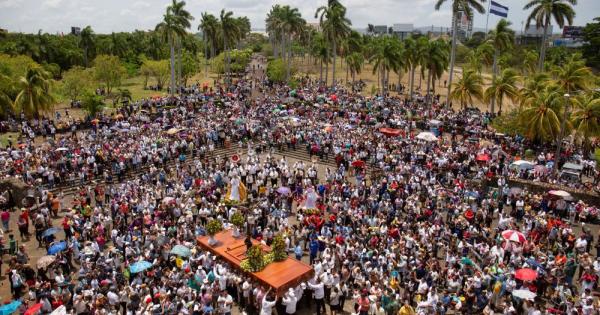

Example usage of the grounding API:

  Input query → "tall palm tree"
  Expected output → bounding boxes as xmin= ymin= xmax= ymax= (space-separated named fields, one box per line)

xmin=346 ymin=52 xmax=364 ymax=84
xmin=486 ymin=19 xmax=515 ymax=113
xmin=519 ymin=72 xmax=550 ymax=108
xmin=370 ymin=36 xmax=403 ymax=98
xmin=80 ymin=26 xmax=95 ymax=67
xmin=276 ymin=6 xmax=305 ymax=81
xmin=199 ymin=13 xmax=219 ymax=77
xmin=422 ymin=38 xmax=450 ymax=105
xmin=168 ymin=0 xmax=194 ymax=87
xmin=434 ymin=0 xmax=486 ymax=107
xmin=219 ymin=9 xmax=240 ymax=85
xmin=0 ymin=74 xmax=14 ymax=115
xmin=13 ymin=67 xmax=56 ymax=118
xmin=312 ymin=32 xmax=331 ymax=85
xmin=266 ymin=5 xmax=284 ymax=59
xmin=519 ymin=87 xmax=563 ymax=142
xmin=484 ymin=68 xmax=520 ymax=115
xmin=552 ymin=58 xmax=592 ymax=95
xmin=524 ymin=0 xmax=577 ymax=72
xmin=156 ymin=10 xmax=187 ymax=95
xmin=449 ymin=69 xmax=484 ymax=109
xmin=570 ymin=93 xmax=600 ymax=153
xmin=315 ymin=0 xmax=351 ymax=87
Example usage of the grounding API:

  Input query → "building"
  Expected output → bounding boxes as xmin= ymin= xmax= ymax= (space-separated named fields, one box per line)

xmin=373 ymin=25 xmax=388 ymax=35
xmin=518 ymin=24 xmax=554 ymax=46
xmin=452 ymin=11 xmax=473 ymax=41
xmin=391 ymin=23 xmax=414 ymax=40
xmin=562 ymin=26 xmax=584 ymax=39
xmin=307 ymin=22 xmax=321 ymax=32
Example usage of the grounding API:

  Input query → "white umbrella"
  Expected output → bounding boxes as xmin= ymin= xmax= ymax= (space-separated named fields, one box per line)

xmin=549 ymin=190 xmax=572 ymax=199
xmin=429 ymin=119 xmax=442 ymax=126
xmin=166 ymin=128 xmax=180 ymax=135
xmin=162 ymin=197 xmax=175 ymax=204
xmin=55 ymin=147 xmax=69 ymax=152
xmin=510 ymin=160 xmax=535 ymax=170
xmin=512 ymin=289 xmax=536 ymax=301
xmin=50 ymin=305 xmax=67 ymax=315
xmin=416 ymin=131 xmax=438 ymax=142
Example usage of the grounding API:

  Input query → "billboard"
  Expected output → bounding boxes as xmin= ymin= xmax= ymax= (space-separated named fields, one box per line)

xmin=562 ymin=26 xmax=584 ymax=39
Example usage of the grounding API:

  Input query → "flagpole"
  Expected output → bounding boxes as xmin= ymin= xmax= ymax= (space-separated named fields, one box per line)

xmin=485 ymin=0 xmax=491 ymax=33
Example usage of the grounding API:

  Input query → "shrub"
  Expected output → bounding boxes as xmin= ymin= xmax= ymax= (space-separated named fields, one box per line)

xmin=271 ymin=234 xmax=287 ymax=262
xmin=230 ymin=212 xmax=245 ymax=229
xmin=206 ymin=219 xmax=223 ymax=236
xmin=241 ymin=245 xmax=266 ymax=272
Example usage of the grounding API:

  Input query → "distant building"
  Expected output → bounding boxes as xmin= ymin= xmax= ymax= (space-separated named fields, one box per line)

xmin=518 ymin=24 xmax=554 ymax=46
xmin=71 ymin=27 xmax=81 ymax=36
xmin=391 ymin=23 xmax=414 ymax=40
xmin=307 ymin=22 xmax=321 ymax=32
xmin=452 ymin=11 xmax=473 ymax=41
xmin=373 ymin=25 xmax=388 ymax=35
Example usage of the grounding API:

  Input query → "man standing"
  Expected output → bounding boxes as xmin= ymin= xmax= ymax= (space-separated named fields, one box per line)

xmin=308 ymin=277 xmax=326 ymax=315
xmin=282 ymin=288 xmax=298 ymax=315
xmin=217 ymin=289 xmax=233 ymax=315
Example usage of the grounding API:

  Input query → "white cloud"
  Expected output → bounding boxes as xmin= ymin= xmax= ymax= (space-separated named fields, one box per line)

xmin=0 ymin=0 xmax=24 ymax=8
xmin=42 ymin=0 xmax=63 ymax=8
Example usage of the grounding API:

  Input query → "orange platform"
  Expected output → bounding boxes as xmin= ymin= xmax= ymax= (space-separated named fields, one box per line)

xmin=197 ymin=229 xmax=314 ymax=294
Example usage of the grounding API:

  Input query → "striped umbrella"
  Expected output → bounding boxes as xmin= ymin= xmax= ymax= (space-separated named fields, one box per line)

xmin=501 ymin=230 xmax=526 ymax=243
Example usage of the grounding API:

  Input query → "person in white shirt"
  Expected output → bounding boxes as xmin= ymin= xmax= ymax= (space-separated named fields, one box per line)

xmin=282 ymin=288 xmax=298 ymax=314
xmin=260 ymin=288 xmax=277 ymax=315
xmin=308 ymin=278 xmax=326 ymax=315
xmin=217 ymin=290 xmax=233 ymax=315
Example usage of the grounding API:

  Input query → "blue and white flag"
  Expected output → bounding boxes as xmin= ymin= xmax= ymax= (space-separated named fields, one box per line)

xmin=490 ymin=1 xmax=509 ymax=18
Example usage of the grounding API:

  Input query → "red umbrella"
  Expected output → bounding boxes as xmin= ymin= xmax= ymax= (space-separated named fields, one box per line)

xmin=502 ymin=230 xmax=526 ymax=243
xmin=515 ymin=268 xmax=537 ymax=281
xmin=351 ymin=160 xmax=366 ymax=168
xmin=476 ymin=154 xmax=490 ymax=162
xmin=24 ymin=303 xmax=43 ymax=315
xmin=330 ymin=94 xmax=337 ymax=101
xmin=379 ymin=128 xmax=402 ymax=137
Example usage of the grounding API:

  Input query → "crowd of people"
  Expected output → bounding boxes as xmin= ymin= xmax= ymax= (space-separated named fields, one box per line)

xmin=0 ymin=56 xmax=599 ymax=315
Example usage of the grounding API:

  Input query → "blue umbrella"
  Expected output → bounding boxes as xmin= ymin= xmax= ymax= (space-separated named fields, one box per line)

xmin=42 ymin=227 xmax=61 ymax=238
xmin=130 ymin=260 xmax=153 ymax=273
xmin=526 ymin=258 xmax=545 ymax=271
xmin=170 ymin=245 xmax=191 ymax=257
xmin=0 ymin=300 xmax=22 ymax=315
xmin=47 ymin=241 xmax=67 ymax=255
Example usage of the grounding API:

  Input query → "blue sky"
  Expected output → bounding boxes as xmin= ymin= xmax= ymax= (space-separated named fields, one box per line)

xmin=0 ymin=0 xmax=598 ymax=34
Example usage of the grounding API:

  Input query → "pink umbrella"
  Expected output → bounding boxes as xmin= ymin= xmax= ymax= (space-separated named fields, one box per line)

xmin=502 ymin=230 xmax=526 ymax=243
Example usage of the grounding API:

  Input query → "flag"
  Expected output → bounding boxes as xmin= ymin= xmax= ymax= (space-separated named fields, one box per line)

xmin=490 ymin=1 xmax=509 ymax=18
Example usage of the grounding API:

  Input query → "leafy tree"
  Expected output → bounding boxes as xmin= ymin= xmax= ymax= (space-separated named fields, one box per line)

xmin=449 ymin=70 xmax=484 ymax=109
xmin=0 ymin=73 xmax=14 ymax=116
xmin=267 ymin=58 xmax=288 ymax=82
xmin=484 ymin=68 xmax=520 ymax=114
xmin=465 ymin=31 xmax=486 ymax=48
xmin=369 ymin=36 xmax=403 ymax=97
xmin=92 ymin=55 xmax=125 ymax=94
xmin=140 ymin=59 xmax=170 ymax=90
xmin=13 ymin=66 xmax=56 ymax=118
xmin=434 ymin=0 xmax=486 ymax=106
xmin=552 ymin=58 xmax=592 ymax=94
xmin=180 ymin=50 xmax=198 ymax=86
xmin=81 ymin=91 xmax=105 ymax=117
xmin=524 ymin=0 xmax=577 ymax=72
xmin=582 ymin=17 xmax=600 ymax=69
xmin=114 ymin=88 xmax=132 ymax=106
xmin=519 ymin=72 xmax=550 ymax=108
xmin=60 ymin=66 xmax=94 ymax=101
xmin=219 ymin=9 xmax=241 ymax=85
xmin=212 ymin=49 xmax=252 ymax=75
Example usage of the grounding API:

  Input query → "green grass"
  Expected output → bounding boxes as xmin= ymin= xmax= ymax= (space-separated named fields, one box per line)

xmin=0 ymin=132 xmax=20 ymax=149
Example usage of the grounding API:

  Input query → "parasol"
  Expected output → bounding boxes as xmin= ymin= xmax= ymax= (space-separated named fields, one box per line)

xmin=548 ymin=190 xmax=572 ymax=199
xmin=42 ymin=227 xmax=61 ymax=238
xmin=36 ymin=255 xmax=56 ymax=269
xmin=416 ymin=131 xmax=438 ymax=142
xmin=24 ymin=303 xmax=43 ymax=315
xmin=0 ymin=300 xmax=22 ymax=315
xmin=379 ymin=128 xmax=402 ymax=137
xmin=514 ymin=268 xmax=537 ymax=281
xmin=501 ymin=230 xmax=526 ymax=243
xmin=130 ymin=260 xmax=153 ymax=273
xmin=476 ymin=154 xmax=491 ymax=162
xmin=277 ymin=187 xmax=291 ymax=195
xmin=170 ymin=245 xmax=192 ymax=257
xmin=510 ymin=160 xmax=535 ymax=170
xmin=47 ymin=241 xmax=67 ymax=255
xmin=511 ymin=289 xmax=536 ymax=300
xmin=351 ymin=160 xmax=366 ymax=168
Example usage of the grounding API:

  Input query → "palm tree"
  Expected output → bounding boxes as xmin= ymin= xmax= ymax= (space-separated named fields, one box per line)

xmin=524 ymin=0 xmax=577 ymax=72
xmin=315 ymin=0 xmax=352 ymax=87
xmin=266 ymin=5 xmax=284 ymax=59
xmin=80 ymin=26 xmax=95 ymax=67
xmin=422 ymin=39 xmax=450 ymax=105
xmin=466 ymin=42 xmax=493 ymax=74
xmin=346 ymin=52 xmax=364 ymax=84
xmin=519 ymin=87 xmax=563 ymax=142
xmin=0 ymin=74 xmax=13 ymax=116
xmin=484 ymin=68 xmax=520 ymax=115
xmin=434 ymin=0 xmax=486 ymax=107
xmin=219 ymin=9 xmax=240 ymax=85
xmin=519 ymin=72 xmax=550 ymax=108
xmin=369 ymin=36 xmax=403 ymax=98
xmin=13 ymin=67 xmax=56 ymax=118
xmin=168 ymin=0 xmax=194 ymax=87
xmin=156 ymin=10 xmax=187 ymax=95
xmin=486 ymin=19 xmax=515 ymax=113
xmin=312 ymin=32 xmax=331 ymax=85
xmin=114 ymin=88 xmax=132 ymax=106
xmin=276 ymin=6 xmax=305 ymax=81
xmin=570 ymin=93 xmax=600 ymax=153
xmin=552 ymin=58 xmax=592 ymax=95
xmin=199 ymin=13 xmax=219 ymax=77
xmin=449 ymin=69 xmax=484 ymax=109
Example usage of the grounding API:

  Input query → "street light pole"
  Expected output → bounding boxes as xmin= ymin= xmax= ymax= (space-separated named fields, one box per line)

xmin=553 ymin=93 xmax=570 ymax=174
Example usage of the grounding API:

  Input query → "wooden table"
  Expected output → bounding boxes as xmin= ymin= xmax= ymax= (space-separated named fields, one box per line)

xmin=197 ymin=230 xmax=314 ymax=295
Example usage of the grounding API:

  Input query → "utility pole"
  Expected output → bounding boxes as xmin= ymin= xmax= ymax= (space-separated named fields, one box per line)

xmin=553 ymin=93 xmax=571 ymax=174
